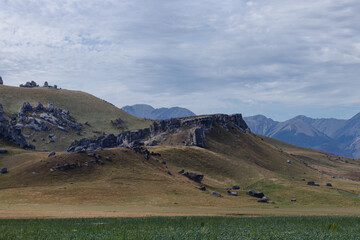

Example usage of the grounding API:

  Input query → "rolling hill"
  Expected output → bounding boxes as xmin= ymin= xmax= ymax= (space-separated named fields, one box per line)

xmin=0 ymin=85 xmax=152 ymax=151
xmin=0 ymin=120 xmax=359 ymax=218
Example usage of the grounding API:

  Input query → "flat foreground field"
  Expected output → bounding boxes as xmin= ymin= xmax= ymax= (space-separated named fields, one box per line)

xmin=0 ymin=216 xmax=359 ymax=239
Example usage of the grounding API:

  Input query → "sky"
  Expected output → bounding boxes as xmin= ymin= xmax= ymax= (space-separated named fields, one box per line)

xmin=0 ymin=0 xmax=359 ymax=121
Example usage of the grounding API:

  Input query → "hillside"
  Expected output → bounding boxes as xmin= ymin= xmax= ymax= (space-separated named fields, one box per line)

xmin=0 ymin=118 xmax=359 ymax=218
xmin=0 ymin=85 xmax=152 ymax=151
xmin=122 ymin=104 xmax=195 ymax=120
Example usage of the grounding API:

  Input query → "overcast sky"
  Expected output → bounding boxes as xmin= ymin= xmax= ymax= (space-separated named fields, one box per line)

xmin=0 ymin=0 xmax=359 ymax=121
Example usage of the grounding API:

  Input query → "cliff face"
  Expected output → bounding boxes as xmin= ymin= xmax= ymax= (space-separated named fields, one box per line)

xmin=67 ymin=114 xmax=249 ymax=152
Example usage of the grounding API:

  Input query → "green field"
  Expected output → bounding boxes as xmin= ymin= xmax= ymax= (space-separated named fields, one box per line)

xmin=0 ymin=216 xmax=359 ymax=239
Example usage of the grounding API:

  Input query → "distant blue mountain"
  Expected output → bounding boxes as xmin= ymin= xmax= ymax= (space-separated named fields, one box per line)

xmin=122 ymin=104 xmax=195 ymax=120
xmin=244 ymin=114 xmax=360 ymax=158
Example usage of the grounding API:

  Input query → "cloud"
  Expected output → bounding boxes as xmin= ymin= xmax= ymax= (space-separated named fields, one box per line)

xmin=0 ymin=0 xmax=359 ymax=120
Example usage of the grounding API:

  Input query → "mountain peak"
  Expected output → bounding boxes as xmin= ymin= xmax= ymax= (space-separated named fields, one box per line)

xmin=122 ymin=104 xmax=195 ymax=120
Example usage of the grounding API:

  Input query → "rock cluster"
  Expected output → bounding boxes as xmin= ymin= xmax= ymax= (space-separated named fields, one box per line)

xmin=42 ymin=81 xmax=57 ymax=89
xmin=20 ymin=81 xmax=39 ymax=88
xmin=18 ymin=102 xmax=82 ymax=132
xmin=67 ymin=113 xmax=249 ymax=152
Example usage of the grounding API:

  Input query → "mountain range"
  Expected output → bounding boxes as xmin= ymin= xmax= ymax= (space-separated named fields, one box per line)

xmin=122 ymin=104 xmax=195 ymax=120
xmin=244 ymin=113 xmax=360 ymax=158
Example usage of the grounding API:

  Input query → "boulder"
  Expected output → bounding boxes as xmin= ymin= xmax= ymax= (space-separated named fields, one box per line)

xmin=34 ymin=102 xmax=44 ymax=112
xmin=326 ymin=183 xmax=333 ymax=187
xmin=248 ymin=190 xmax=265 ymax=198
xmin=43 ymin=81 xmax=48 ymax=87
xmin=227 ymin=191 xmax=238 ymax=196
xmin=165 ymin=170 xmax=172 ymax=175
xmin=287 ymin=160 xmax=291 ymax=164
xmin=0 ymin=168 xmax=7 ymax=173
xmin=182 ymin=171 xmax=204 ymax=183
xmin=46 ymin=103 xmax=55 ymax=112
xmin=0 ymin=76 xmax=3 ymax=85
xmin=19 ymin=102 xmax=33 ymax=116
xmin=0 ymin=148 xmax=8 ymax=153
xmin=257 ymin=196 xmax=268 ymax=203
xmin=48 ymin=151 xmax=56 ymax=157
xmin=291 ymin=198 xmax=297 ymax=202
xmin=232 ymin=184 xmax=240 ymax=190
xmin=307 ymin=181 xmax=320 ymax=186
xmin=178 ymin=169 xmax=185 ymax=174
xmin=212 ymin=192 xmax=222 ymax=198
xmin=197 ymin=186 xmax=206 ymax=191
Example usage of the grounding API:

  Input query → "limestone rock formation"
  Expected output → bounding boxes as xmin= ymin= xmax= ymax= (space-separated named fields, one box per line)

xmin=67 ymin=113 xmax=249 ymax=152
xmin=20 ymin=81 xmax=39 ymax=88
xmin=0 ymin=76 xmax=3 ymax=85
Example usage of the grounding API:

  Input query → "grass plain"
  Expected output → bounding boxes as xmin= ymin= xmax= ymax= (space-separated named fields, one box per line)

xmin=0 ymin=216 xmax=359 ymax=239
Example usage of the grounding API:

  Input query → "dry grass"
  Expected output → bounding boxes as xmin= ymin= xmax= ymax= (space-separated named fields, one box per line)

xmin=1 ymin=125 xmax=360 ymax=218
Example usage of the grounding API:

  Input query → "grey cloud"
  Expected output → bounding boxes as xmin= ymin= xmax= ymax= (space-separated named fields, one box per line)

xmin=0 ymin=0 xmax=359 ymax=120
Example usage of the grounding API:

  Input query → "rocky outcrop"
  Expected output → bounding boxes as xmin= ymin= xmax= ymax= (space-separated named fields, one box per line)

xmin=0 ymin=104 xmax=33 ymax=149
xmin=67 ymin=114 xmax=249 ymax=152
xmin=20 ymin=81 xmax=39 ymax=88
xmin=18 ymin=102 xmax=82 ymax=132
xmin=181 ymin=171 xmax=204 ymax=183
xmin=0 ymin=76 xmax=3 ymax=85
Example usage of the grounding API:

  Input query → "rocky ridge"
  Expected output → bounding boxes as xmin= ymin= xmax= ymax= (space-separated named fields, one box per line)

xmin=67 ymin=114 xmax=249 ymax=152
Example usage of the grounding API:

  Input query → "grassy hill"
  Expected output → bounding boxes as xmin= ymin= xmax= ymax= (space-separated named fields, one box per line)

xmin=0 ymin=125 xmax=359 ymax=218
xmin=0 ymin=85 xmax=152 ymax=151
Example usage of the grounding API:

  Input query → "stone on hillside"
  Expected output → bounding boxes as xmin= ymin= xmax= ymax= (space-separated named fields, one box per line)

xmin=178 ymin=169 xmax=185 ymax=174
xmin=257 ymin=196 xmax=268 ymax=203
xmin=227 ymin=191 xmax=238 ymax=196
xmin=291 ymin=198 xmax=297 ymax=202
xmin=43 ymin=81 xmax=48 ymax=87
xmin=307 ymin=181 xmax=320 ymax=186
xmin=161 ymin=160 xmax=166 ymax=165
xmin=48 ymin=151 xmax=56 ymax=157
xmin=198 ymin=186 xmax=206 ymax=191
xmin=248 ymin=190 xmax=265 ymax=198
xmin=287 ymin=160 xmax=291 ymax=164
xmin=0 ymin=148 xmax=8 ymax=153
xmin=212 ymin=192 xmax=222 ymax=197
xmin=165 ymin=169 xmax=172 ymax=175
xmin=182 ymin=171 xmax=204 ymax=183
xmin=1 ymin=168 xmax=7 ymax=174
xmin=105 ymin=157 xmax=112 ymax=161
xmin=0 ymin=76 xmax=3 ymax=84
xmin=326 ymin=183 xmax=333 ymax=187
xmin=232 ymin=184 xmax=240 ymax=190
